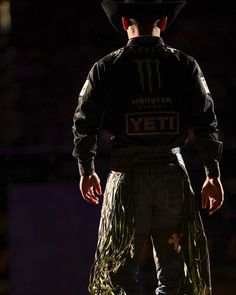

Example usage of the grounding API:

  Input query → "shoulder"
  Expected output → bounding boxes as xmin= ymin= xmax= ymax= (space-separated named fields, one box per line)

xmin=87 ymin=47 xmax=125 ymax=81
xmin=96 ymin=47 xmax=126 ymax=68
xmin=163 ymin=45 xmax=201 ymax=76
xmin=164 ymin=45 xmax=196 ymax=64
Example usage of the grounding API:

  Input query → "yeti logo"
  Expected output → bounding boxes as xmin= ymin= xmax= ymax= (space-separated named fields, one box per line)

xmin=126 ymin=112 xmax=179 ymax=135
xmin=134 ymin=59 xmax=161 ymax=93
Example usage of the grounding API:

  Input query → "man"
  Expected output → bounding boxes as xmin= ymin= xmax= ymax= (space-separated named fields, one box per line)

xmin=72 ymin=0 xmax=224 ymax=294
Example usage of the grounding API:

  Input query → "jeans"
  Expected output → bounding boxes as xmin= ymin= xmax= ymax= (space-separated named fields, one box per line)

xmin=109 ymin=159 xmax=186 ymax=295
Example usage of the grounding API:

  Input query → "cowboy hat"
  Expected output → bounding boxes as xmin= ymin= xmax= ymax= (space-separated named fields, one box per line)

xmin=101 ymin=0 xmax=186 ymax=33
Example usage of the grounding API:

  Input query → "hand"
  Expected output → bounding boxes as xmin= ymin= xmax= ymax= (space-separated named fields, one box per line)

xmin=79 ymin=172 xmax=102 ymax=205
xmin=201 ymin=176 xmax=224 ymax=215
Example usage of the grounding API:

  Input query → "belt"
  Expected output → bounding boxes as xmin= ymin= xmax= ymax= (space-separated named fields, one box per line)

xmin=110 ymin=146 xmax=181 ymax=172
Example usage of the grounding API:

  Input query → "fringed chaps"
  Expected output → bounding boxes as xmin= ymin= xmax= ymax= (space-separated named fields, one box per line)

xmin=89 ymin=154 xmax=212 ymax=295
xmin=88 ymin=172 xmax=135 ymax=295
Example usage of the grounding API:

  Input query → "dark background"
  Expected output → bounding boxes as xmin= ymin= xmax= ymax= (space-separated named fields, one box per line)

xmin=0 ymin=0 xmax=236 ymax=294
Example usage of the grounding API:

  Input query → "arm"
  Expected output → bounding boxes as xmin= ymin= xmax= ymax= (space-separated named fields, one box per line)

xmin=187 ymin=59 xmax=224 ymax=214
xmin=72 ymin=63 xmax=105 ymax=203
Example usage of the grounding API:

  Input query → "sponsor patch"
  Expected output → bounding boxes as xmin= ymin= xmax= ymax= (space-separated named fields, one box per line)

xmin=200 ymin=76 xmax=210 ymax=94
xmin=126 ymin=112 xmax=179 ymax=135
xmin=79 ymin=79 xmax=89 ymax=97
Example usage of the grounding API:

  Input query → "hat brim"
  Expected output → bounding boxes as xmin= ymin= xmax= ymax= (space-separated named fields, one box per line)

xmin=101 ymin=1 xmax=186 ymax=33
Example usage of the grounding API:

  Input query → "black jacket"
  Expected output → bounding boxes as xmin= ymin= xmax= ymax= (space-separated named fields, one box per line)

xmin=72 ymin=36 xmax=222 ymax=177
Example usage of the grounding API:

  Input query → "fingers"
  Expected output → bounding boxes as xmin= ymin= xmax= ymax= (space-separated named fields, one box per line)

xmin=82 ymin=185 xmax=100 ymax=205
xmin=201 ymin=192 xmax=220 ymax=215
xmin=201 ymin=180 xmax=224 ymax=215
xmin=210 ymin=183 xmax=224 ymax=215
xmin=95 ymin=182 xmax=102 ymax=196
xmin=201 ymin=191 xmax=208 ymax=209
xmin=83 ymin=188 xmax=99 ymax=205
xmin=208 ymin=195 xmax=223 ymax=215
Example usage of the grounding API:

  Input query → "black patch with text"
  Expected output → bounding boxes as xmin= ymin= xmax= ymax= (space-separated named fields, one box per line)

xmin=126 ymin=112 xmax=179 ymax=135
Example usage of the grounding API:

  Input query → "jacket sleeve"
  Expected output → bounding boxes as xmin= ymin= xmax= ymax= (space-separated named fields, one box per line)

xmin=72 ymin=62 xmax=105 ymax=176
xmin=187 ymin=58 xmax=223 ymax=177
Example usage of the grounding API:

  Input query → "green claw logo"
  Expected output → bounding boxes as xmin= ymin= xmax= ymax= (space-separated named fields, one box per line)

xmin=134 ymin=59 xmax=161 ymax=93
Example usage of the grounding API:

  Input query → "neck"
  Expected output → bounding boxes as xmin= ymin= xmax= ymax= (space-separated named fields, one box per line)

xmin=127 ymin=25 xmax=160 ymax=39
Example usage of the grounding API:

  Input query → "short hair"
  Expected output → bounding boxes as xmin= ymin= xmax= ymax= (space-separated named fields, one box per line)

xmin=129 ymin=16 xmax=160 ymax=27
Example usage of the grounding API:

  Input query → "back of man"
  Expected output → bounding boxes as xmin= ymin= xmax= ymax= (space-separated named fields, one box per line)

xmin=72 ymin=1 xmax=224 ymax=294
xmin=95 ymin=36 xmax=192 ymax=150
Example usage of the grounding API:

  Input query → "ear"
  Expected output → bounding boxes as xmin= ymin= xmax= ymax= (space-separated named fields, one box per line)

xmin=159 ymin=16 xmax=167 ymax=32
xmin=122 ymin=16 xmax=129 ymax=31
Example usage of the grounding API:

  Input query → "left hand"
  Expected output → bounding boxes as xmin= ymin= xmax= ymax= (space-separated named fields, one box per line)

xmin=201 ymin=176 xmax=224 ymax=215
xmin=79 ymin=172 xmax=102 ymax=205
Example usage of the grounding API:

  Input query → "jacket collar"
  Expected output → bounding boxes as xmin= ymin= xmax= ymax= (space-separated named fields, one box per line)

xmin=127 ymin=36 xmax=165 ymax=46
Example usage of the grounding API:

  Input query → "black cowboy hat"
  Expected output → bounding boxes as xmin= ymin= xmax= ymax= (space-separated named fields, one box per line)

xmin=101 ymin=0 xmax=186 ymax=33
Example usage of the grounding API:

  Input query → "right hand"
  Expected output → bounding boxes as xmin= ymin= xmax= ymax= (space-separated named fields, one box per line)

xmin=201 ymin=176 xmax=224 ymax=215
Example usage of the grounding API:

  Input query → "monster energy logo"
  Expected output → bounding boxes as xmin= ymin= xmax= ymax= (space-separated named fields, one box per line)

xmin=134 ymin=59 xmax=161 ymax=93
